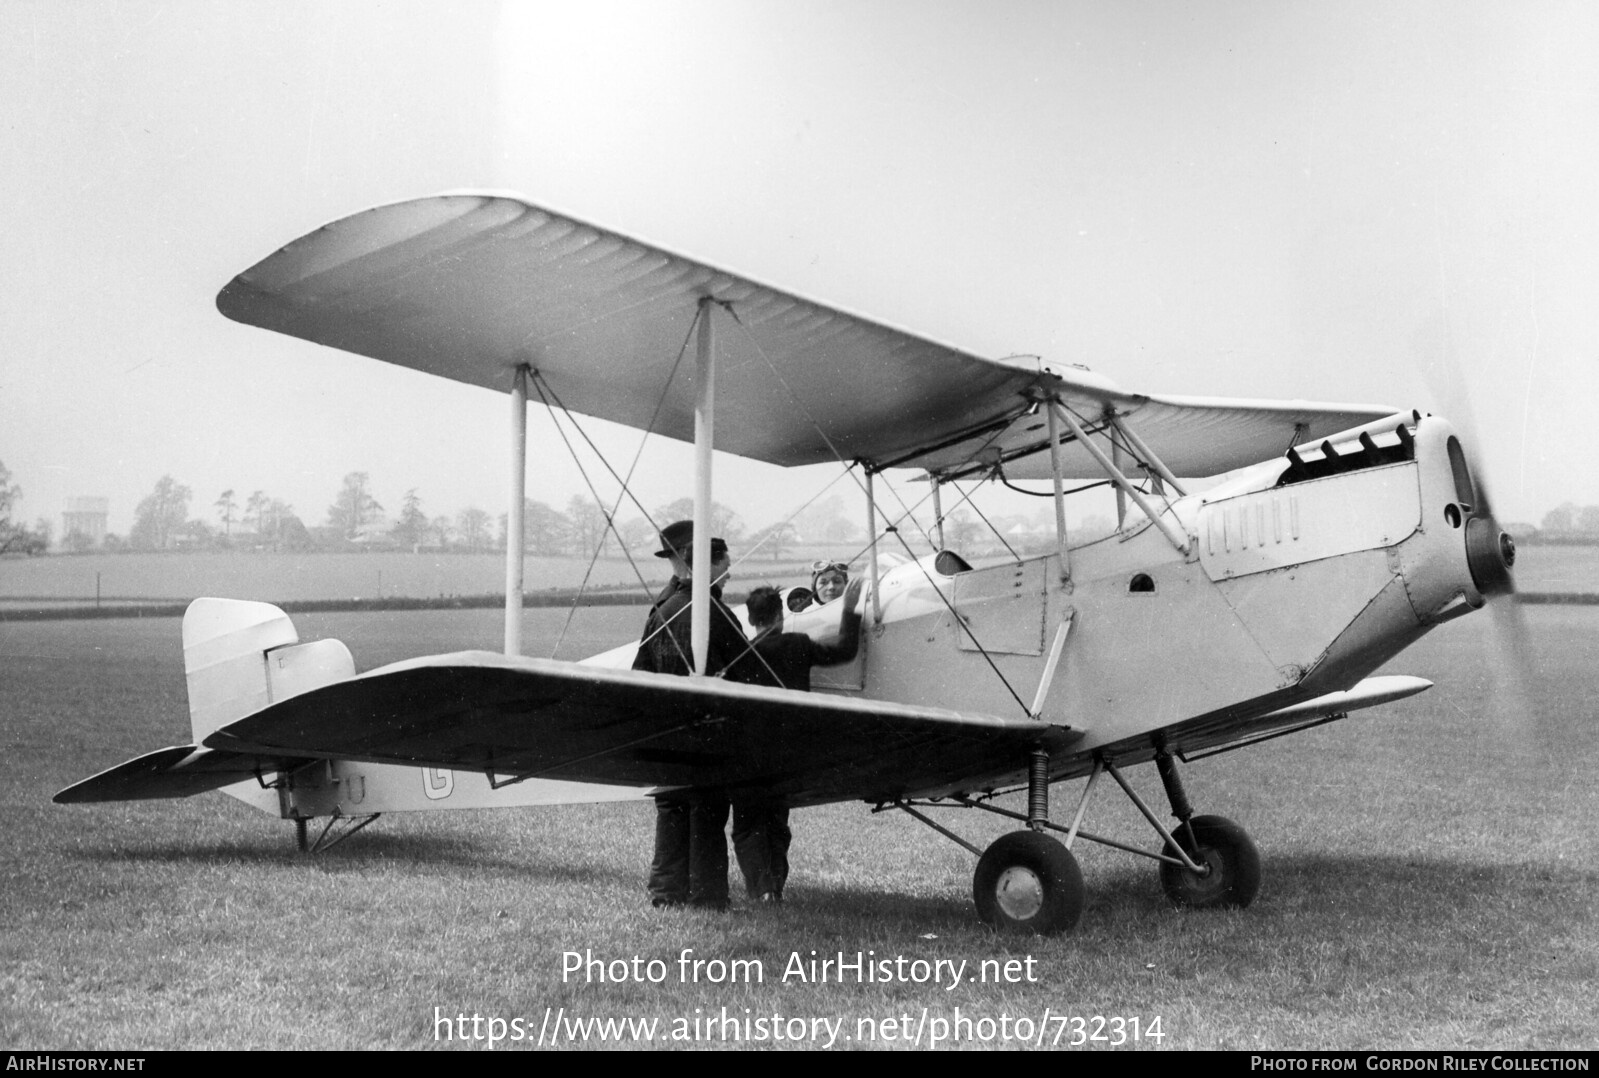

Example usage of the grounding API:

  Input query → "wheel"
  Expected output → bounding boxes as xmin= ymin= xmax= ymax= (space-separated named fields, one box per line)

xmin=1158 ymin=814 xmax=1260 ymax=909
xmin=973 ymin=830 xmax=1084 ymax=935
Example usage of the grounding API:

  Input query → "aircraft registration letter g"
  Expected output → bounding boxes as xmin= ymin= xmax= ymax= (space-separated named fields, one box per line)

xmin=422 ymin=768 xmax=454 ymax=800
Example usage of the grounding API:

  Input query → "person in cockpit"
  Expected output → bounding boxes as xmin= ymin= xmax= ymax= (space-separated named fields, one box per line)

xmin=785 ymin=559 xmax=851 ymax=613
xmin=810 ymin=560 xmax=850 ymax=604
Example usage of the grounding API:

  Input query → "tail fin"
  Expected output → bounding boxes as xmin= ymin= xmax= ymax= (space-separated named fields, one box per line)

xmin=56 ymin=600 xmax=356 ymax=809
xmin=182 ymin=598 xmax=355 ymax=742
xmin=182 ymin=598 xmax=354 ymax=811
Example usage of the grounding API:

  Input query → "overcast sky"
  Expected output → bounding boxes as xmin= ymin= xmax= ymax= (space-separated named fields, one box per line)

xmin=3 ymin=1 xmax=1595 ymax=539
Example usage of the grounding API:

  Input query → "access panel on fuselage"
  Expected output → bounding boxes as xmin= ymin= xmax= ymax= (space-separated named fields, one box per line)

xmin=951 ymin=557 xmax=1048 ymax=656
xmin=1046 ymin=544 xmax=1288 ymax=748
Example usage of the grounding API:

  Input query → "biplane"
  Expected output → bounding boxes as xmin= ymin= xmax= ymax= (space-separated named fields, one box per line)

xmin=56 ymin=193 xmax=1518 ymax=934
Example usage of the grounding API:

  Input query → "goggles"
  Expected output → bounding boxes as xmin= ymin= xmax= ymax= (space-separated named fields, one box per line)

xmin=810 ymin=560 xmax=849 ymax=574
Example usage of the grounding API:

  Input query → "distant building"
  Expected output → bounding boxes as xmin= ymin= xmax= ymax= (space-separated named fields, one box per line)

xmin=62 ymin=496 xmax=109 ymax=547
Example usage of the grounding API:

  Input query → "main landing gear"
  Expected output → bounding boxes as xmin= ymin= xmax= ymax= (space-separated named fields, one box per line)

xmin=972 ymin=830 xmax=1084 ymax=933
xmin=1158 ymin=815 xmax=1260 ymax=909
xmin=884 ymin=745 xmax=1259 ymax=934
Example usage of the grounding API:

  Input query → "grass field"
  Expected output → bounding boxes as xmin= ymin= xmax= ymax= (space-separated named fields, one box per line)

xmin=2 ymin=605 xmax=1596 ymax=1050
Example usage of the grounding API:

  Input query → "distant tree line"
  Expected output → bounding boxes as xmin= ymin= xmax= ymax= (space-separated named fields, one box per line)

xmin=0 ymin=461 xmax=52 ymax=555
xmin=1530 ymin=503 xmax=1599 ymax=542
xmin=11 ymin=465 xmax=787 ymax=558
xmin=3 ymin=460 xmax=1117 ymax=559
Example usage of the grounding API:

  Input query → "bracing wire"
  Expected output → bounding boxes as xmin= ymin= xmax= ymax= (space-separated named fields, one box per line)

xmin=862 ymin=470 xmax=938 ymax=553
xmin=530 ymin=316 xmax=787 ymax=684
xmin=535 ymin=377 xmax=845 ymax=685
xmin=530 ymin=309 xmax=700 ymax=663
xmin=933 ymin=478 xmax=1023 ymax=563
xmin=721 ymin=306 xmax=1044 ymax=712
xmin=533 ymin=380 xmax=692 ymax=669
xmin=877 ymin=521 xmax=1033 ymax=719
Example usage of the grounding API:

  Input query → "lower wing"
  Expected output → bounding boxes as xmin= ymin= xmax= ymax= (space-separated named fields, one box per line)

xmin=202 ymin=651 xmax=1080 ymax=806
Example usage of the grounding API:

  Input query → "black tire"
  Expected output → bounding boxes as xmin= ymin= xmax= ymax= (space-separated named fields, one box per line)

xmin=1158 ymin=814 xmax=1261 ymax=909
xmin=973 ymin=830 xmax=1084 ymax=935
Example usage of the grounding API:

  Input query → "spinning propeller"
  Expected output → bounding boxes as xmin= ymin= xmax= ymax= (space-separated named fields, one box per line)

xmin=1425 ymin=357 xmax=1538 ymax=740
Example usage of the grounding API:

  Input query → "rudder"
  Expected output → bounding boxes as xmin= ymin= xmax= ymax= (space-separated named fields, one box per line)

xmin=182 ymin=598 xmax=354 ymax=811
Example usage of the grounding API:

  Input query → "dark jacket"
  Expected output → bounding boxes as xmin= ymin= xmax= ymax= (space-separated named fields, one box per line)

xmin=632 ymin=576 xmax=747 ymax=677
xmin=725 ymin=604 xmax=862 ymax=691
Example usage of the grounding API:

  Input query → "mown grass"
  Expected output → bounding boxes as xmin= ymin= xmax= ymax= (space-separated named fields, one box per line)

xmin=2 ymin=606 xmax=1596 ymax=1050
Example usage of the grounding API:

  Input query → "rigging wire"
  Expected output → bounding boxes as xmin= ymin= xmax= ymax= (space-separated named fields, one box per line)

xmin=723 ymin=301 xmax=1027 ymax=566
xmin=831 ymin=475 xmax=939 ymax=570
xmin=736 ymin=462 xmax=857 ymax=569
xmin=525 ymin=297 xmax=1077 ymax=706
xmin=877 ymin=520 xmax=1033 ymax=719
xmin=533 ymin=379 xmax=692 ymax=669
xmin=860 ymin=469 xmax=938 ymax=554
xmin=535 ymin=381 xmax=852 ymax=684
xmin=531 ymin=318 xmax=792 ymax=683
xmin=721 ymin=306 xmax=1044 ymax=712
xmin=938 ymin=479 xmax=1023 ymax=563
xmin=530 ymin=310 xmax=699 ymax=663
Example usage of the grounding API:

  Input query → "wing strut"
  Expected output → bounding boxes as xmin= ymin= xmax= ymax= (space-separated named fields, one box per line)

xmin=505 ymin=364 xmax=530 ymax=656
xmin=1044 ymin=394 xmax=1072 ymax=582
xmin=1053 ymin=402 xmax=1192 ymax=556
xmin=1111 ymin=416 xmax=1189 ymax=497
xmin=692 ymin=299 xmax=717 ymax=675
xmin=865 ymin=469 xmax=882 ymax=625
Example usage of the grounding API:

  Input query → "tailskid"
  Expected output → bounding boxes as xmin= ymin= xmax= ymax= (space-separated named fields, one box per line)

xmin=294 ymin=811 xmax=384 ymax=854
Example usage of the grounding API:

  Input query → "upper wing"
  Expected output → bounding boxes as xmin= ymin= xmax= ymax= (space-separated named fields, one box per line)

xmin=217 ymin=192 xmax=1393 ymax=479
xmin=201 ymin=651 xmax=1079 ymax=806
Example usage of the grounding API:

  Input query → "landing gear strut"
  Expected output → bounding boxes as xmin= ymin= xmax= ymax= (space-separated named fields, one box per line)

xmin=972 ymin=748 xmax=1084 ymax=935
xmin=1153 ymin=748 xmax=1259 ymax=909
xmin=883 ymin=744 xmax=1260 ymax=932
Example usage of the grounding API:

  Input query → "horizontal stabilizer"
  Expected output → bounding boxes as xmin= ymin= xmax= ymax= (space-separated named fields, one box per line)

xmin=52 ymin=744 xmax=311 ymax=804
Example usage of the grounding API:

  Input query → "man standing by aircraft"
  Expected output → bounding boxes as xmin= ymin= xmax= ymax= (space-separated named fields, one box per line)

xmin=726 ymin=579 xmax=865 ymax=903
xmin=633 ymin=521 xmax=746 ymax=909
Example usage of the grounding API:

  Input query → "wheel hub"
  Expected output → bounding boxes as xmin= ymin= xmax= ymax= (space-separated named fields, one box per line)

xmin=1179 ymin=846 xmax=1226 ymax=898
xmin=994 ymin=866 xmax=1046 ymax=920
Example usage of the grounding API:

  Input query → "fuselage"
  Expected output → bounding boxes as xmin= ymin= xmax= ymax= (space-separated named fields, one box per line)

xmin=753 ymin=413 xmax=1496 ymax=786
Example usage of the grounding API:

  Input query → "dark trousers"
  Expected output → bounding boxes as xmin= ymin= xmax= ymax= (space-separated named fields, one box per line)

xmin=731 ymin=803 xmax=792 ymax=899
xmin=649 ymin=793 xmax=730 ymax=908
